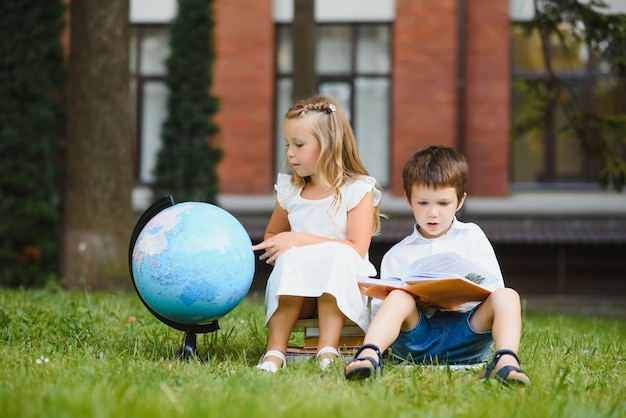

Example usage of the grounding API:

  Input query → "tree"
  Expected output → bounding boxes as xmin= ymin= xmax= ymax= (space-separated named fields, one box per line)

xmin=152 ymin=0 xmax=222 ymax=203
xmin=0 ymin=1 xmax=66 ymax=286
xmin=61 ymin=0 xmax=135 ymax=290
xmin=513 ymin=0 xmax=626 ymax=191
xmin=292 ymin=0 xmax=317 ymax=101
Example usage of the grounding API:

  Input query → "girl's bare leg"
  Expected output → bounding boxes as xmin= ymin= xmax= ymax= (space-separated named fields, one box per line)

xmin=298 ymin=297 xmax=317 ymax=319
xmin=316 ymin=293 xmax=345 ymax=363
xmin=263 ymin=295 xmax=304 ymax=367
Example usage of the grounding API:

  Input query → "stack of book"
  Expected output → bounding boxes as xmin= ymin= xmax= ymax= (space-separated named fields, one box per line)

xmin=286 ymin=318 xmax=364 ymax=360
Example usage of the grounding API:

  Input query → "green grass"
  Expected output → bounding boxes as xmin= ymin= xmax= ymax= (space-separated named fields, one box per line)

xmin=0 ymin=288 xmax=624 ymax=418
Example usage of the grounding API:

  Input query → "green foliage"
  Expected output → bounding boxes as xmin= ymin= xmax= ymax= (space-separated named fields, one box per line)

xmin=563 ymin=112 xmax=626 ymax=190
xmin=513 ymin=0 xmax=626 ymax=190
xmin=0 ymin=2 xmax=66 ymax=286
xmin=152 ymin=0 xmax=222 ymax=203
xmin=0 ymin=289 xmax=624 ymax=418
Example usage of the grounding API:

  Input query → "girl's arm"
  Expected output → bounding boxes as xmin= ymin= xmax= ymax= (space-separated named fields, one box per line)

xmin=252 ymin=191 xmax=375 ymax=264
xmin=263 ymin=200 xmax=291 ymax=240
xmin=344 ymin=190 xmax=375 ymax=257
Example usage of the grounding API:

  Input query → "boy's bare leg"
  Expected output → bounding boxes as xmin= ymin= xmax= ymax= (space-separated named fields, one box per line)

xmin=263 ymin=295 xmax=304 ymax=367
xmin=345 ymin=290 xmax=419 ymax=372
xmin=471 ymin=287 xmax=529 ymax=381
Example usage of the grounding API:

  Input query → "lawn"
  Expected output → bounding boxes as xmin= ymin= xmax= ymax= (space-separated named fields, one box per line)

xmin=0 ymin=288 xmax=624 ymax=418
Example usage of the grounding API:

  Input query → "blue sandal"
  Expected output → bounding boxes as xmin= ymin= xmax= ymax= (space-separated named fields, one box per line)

xmin=484 ymin=349 xmax=531 ymax=386
xmin=345 ymin=344 xmax=383 ymax=381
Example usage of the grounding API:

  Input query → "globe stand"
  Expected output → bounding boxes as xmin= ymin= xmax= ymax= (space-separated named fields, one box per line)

xmin=129 ymin=196 xmax=222 ymax=362
xmin=176 ymin=332 xmax=198 ymax=361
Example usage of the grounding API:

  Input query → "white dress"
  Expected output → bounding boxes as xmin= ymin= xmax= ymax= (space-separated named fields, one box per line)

xmin=264 ymin=173 xmax=382 ymax=331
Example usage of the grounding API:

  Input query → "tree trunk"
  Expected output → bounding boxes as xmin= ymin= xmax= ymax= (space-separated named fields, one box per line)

xmin=61 ymin=0 xmax=134 ymax=290
xmin=291 ymin=0 xmax=317 ymax=101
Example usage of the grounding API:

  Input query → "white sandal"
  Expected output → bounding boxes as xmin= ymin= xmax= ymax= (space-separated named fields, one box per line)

xmin=317 ymin=346 xmax=340 ymax=370
xmin=256 ymin=350 xmax=286 ymax=373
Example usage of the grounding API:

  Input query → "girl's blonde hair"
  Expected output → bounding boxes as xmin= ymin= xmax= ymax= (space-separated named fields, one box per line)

xmin=284 ymin=95 xmax=381 ymax=235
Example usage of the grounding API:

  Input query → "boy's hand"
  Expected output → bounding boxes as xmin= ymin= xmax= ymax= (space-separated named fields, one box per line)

xmin=414 ymin=295 xmax=434 ymax=307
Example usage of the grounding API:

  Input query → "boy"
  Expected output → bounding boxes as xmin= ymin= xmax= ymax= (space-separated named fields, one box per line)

xmin=344 ymin=145 xmax=530 ymax=385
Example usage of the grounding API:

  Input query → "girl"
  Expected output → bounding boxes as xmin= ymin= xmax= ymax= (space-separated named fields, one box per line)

xmin=252 ymin=95 xmax=382 ymax=372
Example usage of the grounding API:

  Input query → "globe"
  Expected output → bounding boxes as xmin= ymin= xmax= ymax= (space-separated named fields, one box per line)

xmin=130 ymin=201 xmax=255 ymax=327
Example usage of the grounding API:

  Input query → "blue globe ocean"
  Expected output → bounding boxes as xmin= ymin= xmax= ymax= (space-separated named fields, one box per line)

xmin=131 ymin=202 xmax=255 ymax=325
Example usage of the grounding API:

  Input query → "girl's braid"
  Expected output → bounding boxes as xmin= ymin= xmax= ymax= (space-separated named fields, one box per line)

xmin=296 ymin=101 xmax=335 ymax=116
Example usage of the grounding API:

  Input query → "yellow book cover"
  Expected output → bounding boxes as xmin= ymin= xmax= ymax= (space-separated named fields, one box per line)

xmin=358 ymin=252 xmax=492 ymax=310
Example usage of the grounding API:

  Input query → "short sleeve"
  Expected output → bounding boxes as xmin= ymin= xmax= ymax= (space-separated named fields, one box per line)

xmin=274 ymin=173 xmax=299 ymax=209
xmin=344 ymin=176 xmax=381 ymax=211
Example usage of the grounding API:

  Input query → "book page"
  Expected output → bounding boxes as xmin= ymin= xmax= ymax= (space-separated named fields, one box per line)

xmin=403 ymin=252 xmax=490 ymax=285
xmin=358 ymin=252 xmax=493 ymax=308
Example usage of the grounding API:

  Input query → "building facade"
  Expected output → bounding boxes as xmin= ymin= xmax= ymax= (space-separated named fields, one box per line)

xmin=132 ymin=0 xmax=514 ymax=198
xmin=131 ymin=0 xmax=626 ymax=204
xmin=129 ymin=0 xmax=626 ymax=300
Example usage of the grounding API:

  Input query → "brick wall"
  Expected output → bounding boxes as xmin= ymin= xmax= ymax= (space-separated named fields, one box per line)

xmin=213 ymin=0 xmax=510 ymax=197
xmin=213 ymin=0 xmax=274 ymax=194
xmin=391 ymin=0 xmax=459 ymax=196
xmin=464 ymin=0 xmax=510 ymax=196
xmin=392 ymin=0 xmax=510 ymax=197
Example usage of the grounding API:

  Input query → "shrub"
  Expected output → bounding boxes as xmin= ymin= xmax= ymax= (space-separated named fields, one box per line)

xmin=0 ymin=1 xmax=66 ymax=286
xmin=152 ymin=0 xmax=222 ymax=203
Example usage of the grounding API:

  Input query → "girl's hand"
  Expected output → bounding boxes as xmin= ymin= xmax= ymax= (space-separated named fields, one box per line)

xmin=252 ymin=232 xmax=300 ymax=265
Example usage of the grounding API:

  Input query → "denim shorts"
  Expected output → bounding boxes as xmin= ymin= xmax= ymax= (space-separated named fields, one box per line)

xmin=389 ymin=304 xmax=493 ymax=365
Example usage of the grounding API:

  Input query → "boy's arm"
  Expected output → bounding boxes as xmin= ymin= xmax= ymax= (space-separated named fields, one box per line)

xmin=462 ymin=225 xmax=504 ymax=289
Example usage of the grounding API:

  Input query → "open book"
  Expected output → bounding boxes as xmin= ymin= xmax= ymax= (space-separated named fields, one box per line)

xmin=358 ymin=252 xmax=493 ymax=310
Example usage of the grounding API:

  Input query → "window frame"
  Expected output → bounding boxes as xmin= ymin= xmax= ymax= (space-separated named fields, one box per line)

xmin=510 ymin=20 xmax=625 ymax=190
xmin=130 ymin=23 xmax=169 ymax=185
xmin=273 ymin=21 xmax=392 ymax=187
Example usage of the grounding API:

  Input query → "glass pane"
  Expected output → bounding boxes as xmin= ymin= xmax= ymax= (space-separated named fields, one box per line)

xmin=275 ymin=78 xmax=292 ymax=175
xmin=511 ymin=87 xmax=545 ymax=183
xmin=355 ymin=78 xmax=390 ymax=186
xmin=549 ymin=26 xmax=588 ymax=74
xmin=276 ymin=26 xmax=292 ymax=74
xmin=317 ymin=26 xmax=351 ymax=74
xmin=356 ymin=25 xmax=390 ymax=73
xmin=140 ymin=82 xmax=169 ymax=183
xmin=130 ymin=33 xmax=138 ymax=74
xmin=595 ymin=77 xmax=625 ymax=115
xmin=555 ymin=136 xmax=583 ymax=181
xmin=319 ymin=82 xmax=352 ymax=120
xmin=140 ymin=28 xmax=170 ymax=74
xmin=554 ymin=85 xmax=584 ymax=181
xmin=130 ymin=79 xmax=137 ymax=140
xmin=512 ymin=24 xmax=587 ymax=74
xmin=512 ymin=129 xmax=544 ymax=183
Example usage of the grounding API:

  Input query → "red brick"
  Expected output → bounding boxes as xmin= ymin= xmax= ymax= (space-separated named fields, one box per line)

xmin=211 ymin=0 xmax=511 ymax=197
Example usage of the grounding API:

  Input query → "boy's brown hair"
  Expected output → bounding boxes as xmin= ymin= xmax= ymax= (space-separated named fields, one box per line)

xmin=402 ymin=145 xmax=468 ymax=202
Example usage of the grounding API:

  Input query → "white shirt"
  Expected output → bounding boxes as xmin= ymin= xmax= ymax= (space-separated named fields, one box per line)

xmin=376 ymin=218 xmax=504 ymax=315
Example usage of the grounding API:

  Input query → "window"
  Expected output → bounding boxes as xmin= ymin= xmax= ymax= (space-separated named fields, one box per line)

xmin=130 ymin=25 xmax=170 ymax=184
xmin=275 ymin=23 xmax=391 ymax=186
xmin=510 ymin=22 xmax=625 ymax=188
